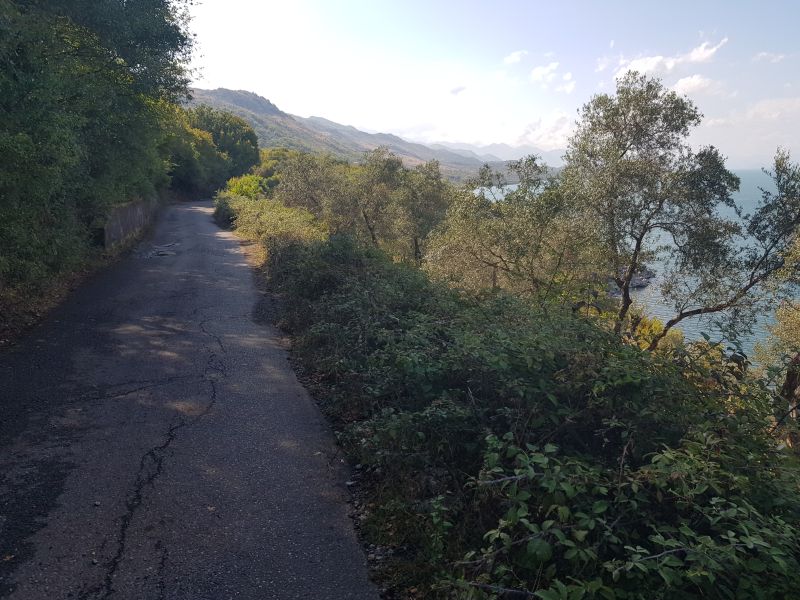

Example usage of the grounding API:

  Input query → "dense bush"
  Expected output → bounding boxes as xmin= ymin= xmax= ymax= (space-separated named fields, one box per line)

xmin=0 ymin=1 xmax=259 ymax=335
xmin=0 ymin=1 xmax=182 ymax=292
xmin=214 ymin=192 xmax=326 ymax=245
xmin=165 ymin=106 xmax=260 ymax=197
xmin=189 ymin=105 xmax=260 ymax=178
xmin=264 ymin=148 xmax=450 ymax=263
xmin=214 ymin=74 xmax=800 ymax=597
xmin=226 ymin=202 xmax=800 ymax=598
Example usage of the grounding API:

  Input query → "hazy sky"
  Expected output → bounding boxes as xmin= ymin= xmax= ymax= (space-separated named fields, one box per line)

xmin=189 ymin=0 xmax=799 ymax=167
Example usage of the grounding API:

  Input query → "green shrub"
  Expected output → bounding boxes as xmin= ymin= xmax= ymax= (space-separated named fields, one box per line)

xmin=0 ymin=0 xmax=191 ymax=314
xmin=462 ymin=430 xmax=799 ymax=599
xmin=259 ymin=231 xmax=800 ymax=599
xmin=214 ymin=191 xmax=326 ymax=245
xmin=212 ymin=171 xmax=800 ymax=598
xmin=226 ymin=174 xmax=270 ymax=200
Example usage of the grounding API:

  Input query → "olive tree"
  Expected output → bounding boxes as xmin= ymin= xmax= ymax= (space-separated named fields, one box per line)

xmin=562 ymin=72 xmax=800 ymax=350
xmin=425 ymin=158 xmax=601 ymax=303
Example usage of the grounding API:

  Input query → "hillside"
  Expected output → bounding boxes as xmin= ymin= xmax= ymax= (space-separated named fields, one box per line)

xmin=189 ymin=88 xmax=507 ymax=180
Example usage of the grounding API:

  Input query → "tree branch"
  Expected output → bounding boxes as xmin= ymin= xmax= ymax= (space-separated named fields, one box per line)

xmin=646 ymin=272 xmax=768 ymax=351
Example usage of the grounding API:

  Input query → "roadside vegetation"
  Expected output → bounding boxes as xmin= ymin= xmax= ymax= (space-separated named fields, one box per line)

xmin=0 ymin=0 xmax=258 ymax=343
xmin=5 ymin=3 xmax=799 ymax=593
xmin=219 ymin=74 xmax=800 ymax=598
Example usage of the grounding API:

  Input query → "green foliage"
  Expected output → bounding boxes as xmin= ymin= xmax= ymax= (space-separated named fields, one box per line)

xmin=162 ymin=108 xmax=226 ymax=195
xmin=426 ymin=158 xmax=601 ymax=303
xmin=188 ymin=105 xmax=260 ymax=178
xmin=164 ymin=105 xmax=260 ymax=195
xmin=466 ymin=430 xmax=799 ymax=599
xmin=562 ymin=73 xmax=800 ymax=348
xmin=271 ymin=147 xmax=451 ymax=262
xmin=756 ymin=297 xmax=800 ymax=385
xmin=0 ymin=0 xmax=190 ymax=295
xmin=24 ymin=0 xmax=194 ymax=100
xmin=213 ymin=190 xmax=326 ymax=247
xmin=247 ymin=216 xmax=800 ymax=598
xmin=217 ymin=73 xmax=800 ymax=600
xmin=226 ymin=174 xmax=270 ymax=200
xmin=392 ymin=158 xmax=452 ymax=264
xmin=253 ymin=148 xmax=299 ymax=192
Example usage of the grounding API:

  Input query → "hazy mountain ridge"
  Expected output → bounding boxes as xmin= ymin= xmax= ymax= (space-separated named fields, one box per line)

xmin=189 ymin=88 xmax=357 ymax=158
xmin=189 ymin=88 xmax=540 ymax=179
xmin=431 ymin=141 xmax=566 ymax=166
xmin=294 ymin=114 xmax=485 ymax=168
xmin=428 ymin=144 xmax=504 ymax=163
xmin=195 ymin=88 xmax=286 ymax=117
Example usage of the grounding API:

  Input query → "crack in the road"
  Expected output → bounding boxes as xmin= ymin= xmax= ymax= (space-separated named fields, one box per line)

xmin=80 ymin=347 xmax=229 ymax=599
xmin=75 ymin=302 xmax=231 ymax=599
xmin=156 ymin=541 xmax=168 ymax=600
xmin=199 ymin=319 xmax=226 ymax=354
xmin=198 ymin=378 xmax=219 ymax=420
xmin=79 ymin=414 xmax=185 ymax=600
xmin=204 ymin=350 xmax=228 ymax=378
xmin=195 ymin=351 xmax=226 ymax=419
xmin=70 ymin=375 xmax=197 ymax=406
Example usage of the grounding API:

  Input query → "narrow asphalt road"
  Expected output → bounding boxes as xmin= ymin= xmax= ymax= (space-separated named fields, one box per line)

xmin=0 ymin=201 xmax=378 ymax=599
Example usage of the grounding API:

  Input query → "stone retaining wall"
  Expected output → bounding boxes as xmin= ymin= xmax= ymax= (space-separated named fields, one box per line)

xmin=103 ymin=196 xmax=161 ymax=249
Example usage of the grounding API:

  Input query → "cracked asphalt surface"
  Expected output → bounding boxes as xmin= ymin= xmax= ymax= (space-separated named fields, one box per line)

xmin=0 ymin=201 xmax=378 ymax=600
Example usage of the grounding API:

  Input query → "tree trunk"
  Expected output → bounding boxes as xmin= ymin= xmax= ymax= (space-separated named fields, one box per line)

xmin=780 ymin=352 xmax=800 ymax=447
xmin=614 ymin=283 xmax=632 ymax=336
xmin=361 ymin=209 xmax=379 ymax=247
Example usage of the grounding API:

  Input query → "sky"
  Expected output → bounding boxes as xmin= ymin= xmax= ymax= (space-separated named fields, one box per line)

xmin=189 ymin=0 xmax=799 ymax=168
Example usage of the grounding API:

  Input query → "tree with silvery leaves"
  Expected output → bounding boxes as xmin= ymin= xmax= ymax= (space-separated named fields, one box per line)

xmin=561 ymin=72 xmax=800 ymax=351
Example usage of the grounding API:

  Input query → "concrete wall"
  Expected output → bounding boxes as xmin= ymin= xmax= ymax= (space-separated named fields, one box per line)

xmin=103 ymin=196 xmax=161 ymax=249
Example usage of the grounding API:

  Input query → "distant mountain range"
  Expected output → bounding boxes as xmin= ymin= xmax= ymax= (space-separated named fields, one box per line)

xmin=189 ymin=88 xmax=564 ymax=180
xmin=430 ymin=141 xmax=565 ymax=167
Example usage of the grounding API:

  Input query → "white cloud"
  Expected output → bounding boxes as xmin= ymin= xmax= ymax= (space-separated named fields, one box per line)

xmin=595 ymin=56 xmax=612 ymax=72
xmin=609 ymin=40 xmax=615 ymax=49
xmin=673 ymin=74 xmax=719 ymax=96
xmin=753 ymin=51 xmax=786 ymax=63
xmin=621 ymin=55 xmax=679 ymax=76
xmin=686 ymin=38 xmax=728 ymax=62
xmin=531 ymin=61 xmax=559 ymax=84
xmin=693 ymin=97 xmax=800 ymax=166
xmin=517 ymin=111 xmax=574 ymax=150
xmin=503 ymin=50 xmax=528 ymax=64
xmin=556 ymin=80 xmax=576 ymax=94
xmin=556 ymin=72 xmax=575 ymax=93
xmin=614 ymin=38 xmax=728 ymax=79
xmin=704 ymin=97 xmax=800 ymax=127
xmin=745 ymin=97 xmax=800 ymax=121
xmin=704 ymin=117 xmax=729 ymax=127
